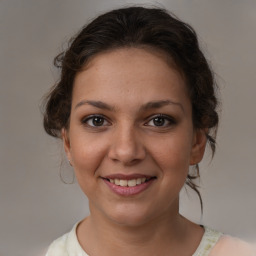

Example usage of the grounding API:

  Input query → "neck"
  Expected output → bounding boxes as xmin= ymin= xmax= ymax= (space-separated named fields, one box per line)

xmin=76 ymin=199 xmax=203 ymax=256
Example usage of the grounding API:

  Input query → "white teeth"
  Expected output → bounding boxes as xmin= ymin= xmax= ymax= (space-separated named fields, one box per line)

xmin=136 ymin=178 xmax=142 ymax=185
xmin=128 ymin=179 xmax=137 ymax=187
xmin=119 ymin=180 xmax=128 ymax=186
xmin=109 ymin=177 xmax=149 ymax=187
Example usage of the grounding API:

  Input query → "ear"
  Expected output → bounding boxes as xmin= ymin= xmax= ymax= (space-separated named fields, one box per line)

xmin=190 ymin=129 xmax=208 ymax=165
xmin=62 ymin=128 xmax=72 ymax=164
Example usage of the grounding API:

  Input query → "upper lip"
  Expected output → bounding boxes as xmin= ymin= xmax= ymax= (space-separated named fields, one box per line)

xmin=102 ymin=173 xmax=155 ymax=180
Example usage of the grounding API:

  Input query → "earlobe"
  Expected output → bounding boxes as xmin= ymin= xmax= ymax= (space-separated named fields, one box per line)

xmin=62 ymin=128 xmax=72 ymax=162
xmin=190 ymin=129 xmax=207 ymax=165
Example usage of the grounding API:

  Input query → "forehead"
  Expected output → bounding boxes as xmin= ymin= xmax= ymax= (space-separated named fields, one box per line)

xmin=72 ymin=48 xmax=190 ymax=110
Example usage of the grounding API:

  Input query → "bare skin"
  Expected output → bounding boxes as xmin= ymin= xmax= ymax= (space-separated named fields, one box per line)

xmin=77 ymin=204 xmax=204 ymax=256
xmin=63 ymin=48 xmax=207 ymax=256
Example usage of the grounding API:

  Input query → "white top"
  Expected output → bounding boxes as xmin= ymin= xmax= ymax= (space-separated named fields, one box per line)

xmin=46 ymin=223 xmax=255 ymax=256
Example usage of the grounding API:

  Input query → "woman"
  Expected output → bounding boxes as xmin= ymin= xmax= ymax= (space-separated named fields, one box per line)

xmin=44 ymin=6 xmax=254 ymax=256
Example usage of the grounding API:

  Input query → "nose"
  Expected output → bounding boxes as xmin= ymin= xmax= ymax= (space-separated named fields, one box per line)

xmin=108 ymin=124 xmax=146 ymax=166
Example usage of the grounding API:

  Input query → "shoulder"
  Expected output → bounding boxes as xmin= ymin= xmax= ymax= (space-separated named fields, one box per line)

xmin=193 ymin=227 xmax=256 ymax=256
xmin=193 ymin=226 xmax=222 ymax=256
xmin=45 ymin=222 xmax=87 ymax=256
xmin=45 ymin=232 xmax=69 ymax=256
xmin=210 ymin=235 xmax=256 ymax=256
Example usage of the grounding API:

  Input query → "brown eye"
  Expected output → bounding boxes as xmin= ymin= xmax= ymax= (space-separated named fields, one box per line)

xmin=91 ymin=116 xmax=104 ymax=126
xmin=152 ymin=117 xmax=165 ymax=126
xmin=82 ymin=115 xmax=110 ymax=127
xmin=145 ymin=114 xmax=176 ymax=127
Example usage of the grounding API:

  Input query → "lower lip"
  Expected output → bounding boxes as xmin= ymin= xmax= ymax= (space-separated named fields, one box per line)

xmin=103 ymin=179 xmax=155 ymax=196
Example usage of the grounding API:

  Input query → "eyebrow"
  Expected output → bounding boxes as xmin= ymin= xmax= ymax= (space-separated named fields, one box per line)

xmin=75 ymin=99 xmax=184 ymax=112
xmin=75 ymin=100 xmax=115 ymax=111
xmin=140 ymin=100 xmax=184 ymax=112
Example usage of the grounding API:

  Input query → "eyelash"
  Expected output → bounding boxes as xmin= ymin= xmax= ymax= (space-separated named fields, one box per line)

xmin=81 ymin=115 xmax=111 ymax=127
xmin=81 ymin=114 xmax=176 ymax=128
xmin=145 ymin=114 xmax=176 ymax=127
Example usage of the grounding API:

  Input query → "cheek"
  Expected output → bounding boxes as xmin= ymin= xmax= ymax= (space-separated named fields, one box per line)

xmin=147 ymin=132 xmax=193 ymax=192
xmin=150 ymin=135 xmax=192 ymax=170
xmin=69 ymin=132 xmax=108 ymax=179
xmin=69 ymin=136 xmax=108 ymax=199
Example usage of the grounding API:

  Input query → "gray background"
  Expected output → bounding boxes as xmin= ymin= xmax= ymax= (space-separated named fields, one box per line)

xmin=1 ymin=1 xmax=255 ymax=255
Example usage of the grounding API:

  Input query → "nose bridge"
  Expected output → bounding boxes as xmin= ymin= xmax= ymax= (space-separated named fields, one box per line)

xmin=108 ymin=121 xmax=145 ymax=164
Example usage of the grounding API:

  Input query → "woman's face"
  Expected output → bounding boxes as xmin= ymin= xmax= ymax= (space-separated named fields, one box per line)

xmin=63 ymin=48 xmax=206 ymax=226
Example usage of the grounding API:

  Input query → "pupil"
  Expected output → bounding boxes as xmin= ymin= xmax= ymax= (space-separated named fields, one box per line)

xmin=93 ymin=117 xmax=104 ymax=126
xmin=153 ymin=117 xmax=164 ymax=126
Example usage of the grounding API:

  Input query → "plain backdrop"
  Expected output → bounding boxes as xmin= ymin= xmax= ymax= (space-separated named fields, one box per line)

xmin=1 ymin=1 xmax=255 ymax=255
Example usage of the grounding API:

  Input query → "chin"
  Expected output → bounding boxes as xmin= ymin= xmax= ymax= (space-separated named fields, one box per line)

xmin=105 ymin=203 xmax=156 ymax=227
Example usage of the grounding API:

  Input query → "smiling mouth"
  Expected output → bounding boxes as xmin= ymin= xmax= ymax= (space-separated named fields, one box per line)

xmin=102 ymin=177 xmax=157 ymax=187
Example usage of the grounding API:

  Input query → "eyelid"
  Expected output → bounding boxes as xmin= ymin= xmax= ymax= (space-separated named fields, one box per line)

xmin=81 ymin=114 xmax=111 ymax=127
xmin=80 ymin=113 xmax=176 ymax=128
xmin=144 ymin=114 xmax=176 ymax=127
